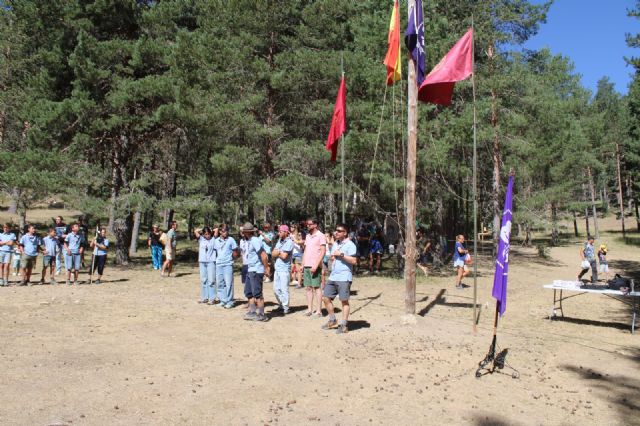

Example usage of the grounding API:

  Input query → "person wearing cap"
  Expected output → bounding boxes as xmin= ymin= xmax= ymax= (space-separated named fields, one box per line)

xmin=321 ymin=223 xmax=357 ymax=334
xmin=578 ymin=235 xmax=598 ymax=283
xmin=214 ymin=225 xmax=239 ymax=308
xmin=241 ymin=222 xmax=270 ymax=321
xmin=597 ymin=244 xmax=609 ymax=280
xmin=271 ymin=224 xmax=294 ymax=314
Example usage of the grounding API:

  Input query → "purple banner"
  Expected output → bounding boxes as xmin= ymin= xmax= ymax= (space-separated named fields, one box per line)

xmin=404 ymin=0 xmax=426 ymax=86
xmin=492 ymin=175 xmax=514 ymax=316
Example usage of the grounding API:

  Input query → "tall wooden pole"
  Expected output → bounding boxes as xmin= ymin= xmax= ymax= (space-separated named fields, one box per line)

xmin=471 ymin=19 xmax=478 ymax=331
xmin=404 ymin=0 xmax=418 ymax=315
xmin=616 ymin=142 xmax=626 ymax=238
xmin=341 ymin=53 xmax=346 ymax=224
xmin=587 ymin=166 xmax=599 ymax=239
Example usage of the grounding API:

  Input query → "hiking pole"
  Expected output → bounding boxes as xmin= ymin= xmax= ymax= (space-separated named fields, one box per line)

xmin=89 ymin=228 xmax=98 ymax=284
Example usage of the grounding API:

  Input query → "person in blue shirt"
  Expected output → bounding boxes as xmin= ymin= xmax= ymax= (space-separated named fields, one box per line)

xmin=64 ymin=223 xmax=84 ymax=285
xmin=194 ymin=226 xmax=217 ymax=304
xmin=41 ymin=228 xmax=60 ymax=285
xmin=0 ymin=223 xmax=16 ymax=286
xmin=90 ymin=227 xmax=109 ymax=284
xmin=53 ymin=216 xmax=67 ymax=276
xmin=368 ymin=235 xmax=383 ymax=274
xmin=259 ymin=222 xmax=274 ymax=282
xmin=241 ymin=222 xmax=270 ymax=322
xmin=271 ymin=224 xmax=294 ymax=314
xmin=453 ymin=234 xmax=469 ymax=289
xmin=214 ymin=225 xmax=238 ymax=308
xmin=19 ymin=224 xmax=42 ymax=285
xmin=321 ymin=223 xmax=357 ymax=334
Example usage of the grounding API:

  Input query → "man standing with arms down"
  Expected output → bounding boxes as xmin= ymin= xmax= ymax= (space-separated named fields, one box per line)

xmin=322 ymin=224 xmax=357 ymax=334
xmin=271 ymin=224 xmax=294 ymax=314
xmin=64 ymin=223 xmax=84 ymax=285
xmin=301 ymin=218 xmax=326 ymax=317
xmin=0 ymin=223 xmax=16 ymax=286
xmin=161 ymin=221 xmax=178 ymax=278
xmin=241 ymin=222 xmax=270 ymax=322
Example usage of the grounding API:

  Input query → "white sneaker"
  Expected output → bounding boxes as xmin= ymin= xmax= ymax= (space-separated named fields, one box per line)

xmin=292 ymin=280 xmax=299 ymax=286
xmin=12 ymin=272 xmax=17 ymax=276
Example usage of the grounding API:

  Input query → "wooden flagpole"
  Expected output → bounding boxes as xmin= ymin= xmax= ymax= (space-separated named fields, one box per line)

xmin=471 ymin=16 xmax=478 ymax=331
xmin=341 ymin=53 xmax=346 ymax=224
xmin=405 ymin=0 xmax=418 ymax=314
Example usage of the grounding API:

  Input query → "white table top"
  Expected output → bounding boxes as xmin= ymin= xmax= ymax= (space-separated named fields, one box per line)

xmin=543 ymin=283 xmax=640 ymax=297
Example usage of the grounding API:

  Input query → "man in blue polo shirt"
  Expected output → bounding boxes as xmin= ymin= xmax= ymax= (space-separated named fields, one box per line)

xmin=64 ymin=223 xmax=84 ymax=285
xmin=214 ymin=226 xmax=238 ymax=309
xmin=322 ymin=223 xmax=357 ymax=334
xmin=271 ymin=224 xmax=294 ymax=314
xmin=241 ymin=222 xmax=270 ymax=322
xmin=0 ymin=223 xmax=16 ymax=286
xmin=19 ymin=224 xmax=42 ymax=286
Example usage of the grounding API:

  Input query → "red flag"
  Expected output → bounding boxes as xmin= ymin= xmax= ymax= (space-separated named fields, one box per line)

xmin=383 ymin=0 xmax=401 ymax=85
xmin=418 ymin=28 xmax=473 ymax=105
xmin=325 ymin=76 xmax=346 ymax=161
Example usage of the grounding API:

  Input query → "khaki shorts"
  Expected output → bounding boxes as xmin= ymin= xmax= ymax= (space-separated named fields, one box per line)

xmin=166 ymin=247 xmax=176 ymax=261
xmin=21 ymin=254 xmax=37 ymax=269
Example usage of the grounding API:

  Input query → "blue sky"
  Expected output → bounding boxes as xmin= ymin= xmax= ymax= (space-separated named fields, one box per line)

xmin=523 ymin=0 xmax=638 ymax=95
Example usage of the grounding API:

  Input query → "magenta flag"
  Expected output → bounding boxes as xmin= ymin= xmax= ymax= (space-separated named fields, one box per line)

xmin=418 ymin=28 xmax=473 ymax=105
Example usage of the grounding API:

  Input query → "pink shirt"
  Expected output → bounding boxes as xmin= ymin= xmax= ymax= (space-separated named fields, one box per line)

xmin=303 ymin=231 xmax=327 ymax=268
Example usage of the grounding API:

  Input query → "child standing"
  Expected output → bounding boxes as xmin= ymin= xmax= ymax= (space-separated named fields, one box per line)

xmin=41 ymin=228 xmax=59 ymax=285
xmin=598 ymin=244 xmax=609 ymax=281
xmin=19 ymin=225 xmax=42 ymax=285
xmin=369 ymin=235 xmax=383 ymax=274
xmin=90 ymin=227 xmax=109 ymax=284
xmin=0 ymin=223 xmax=16 ymax=286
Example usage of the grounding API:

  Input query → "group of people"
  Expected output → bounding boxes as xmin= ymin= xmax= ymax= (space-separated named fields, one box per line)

xmin=578 ymin=235 xmax=609 ymax=283
xmin=0 ymin=216 xmax=109 ymax=286
xmin=190 ymin=218 xmax=356 ymax=333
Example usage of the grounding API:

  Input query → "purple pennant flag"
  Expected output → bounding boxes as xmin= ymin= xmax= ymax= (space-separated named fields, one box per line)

xmin=404 ymin=0 xmax=426 ymax=86
xmin=492 ymin=175 xmax=514 ymax=316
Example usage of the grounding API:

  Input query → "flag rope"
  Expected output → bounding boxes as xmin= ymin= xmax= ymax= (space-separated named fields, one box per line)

xmin=367 ymin=84 xmax=389 ymax=196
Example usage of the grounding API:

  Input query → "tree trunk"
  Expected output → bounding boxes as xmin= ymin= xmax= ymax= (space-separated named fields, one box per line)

xmin=572 ymin=210 xmax=578 ymax=237
xmin=187 ymin=211 xmax=194 ymax=239
xmin=615 ymin=143 xmax=626 ymax=238
xmin=550 ymin=202 xmax=559 ymax=246
xmin=129 ymin=210 xmax=141 ymax=255
xmin=113 ymin=217 xmax=133 ymax=265
xmin=107 ymin=160 xmax=119 ymax=233
xmin=584 ymin=207 xmax=591 ymax=236
xmin=8 ymin=187 xmax=19 ymax=214
xmin=17 ymin=207 xmax=26 ymax=233
xmin=587 ymin=166 xmax=599 ymax=239
xmin=488 ymin=44 xmax=502 ymax=247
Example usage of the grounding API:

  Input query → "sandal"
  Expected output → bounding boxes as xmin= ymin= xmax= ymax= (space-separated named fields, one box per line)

xmin=304 ymin=311 xmax=313 ymax=317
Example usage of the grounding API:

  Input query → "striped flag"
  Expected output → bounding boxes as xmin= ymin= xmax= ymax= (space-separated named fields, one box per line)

xmin=383 ymin=0 xmax=402 ymax=85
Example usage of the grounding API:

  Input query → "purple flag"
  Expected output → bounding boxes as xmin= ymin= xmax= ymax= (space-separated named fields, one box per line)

xmin=404 ymin=0 xmax=426 ymax=86
xmin=492 ymin=175 xmax=514 ymax=316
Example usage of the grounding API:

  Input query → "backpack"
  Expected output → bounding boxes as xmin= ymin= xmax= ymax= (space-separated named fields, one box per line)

xmin=607 ymin=274 xmax=630 ymax=291
xmin=159 ymin=232 xmax=167 ymax=246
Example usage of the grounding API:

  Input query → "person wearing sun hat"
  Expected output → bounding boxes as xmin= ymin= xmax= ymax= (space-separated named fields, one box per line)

xmin=241 ymin=222 xmax=270 ymax=321
xmin=597 ymin=243 xmax=609 ymax=280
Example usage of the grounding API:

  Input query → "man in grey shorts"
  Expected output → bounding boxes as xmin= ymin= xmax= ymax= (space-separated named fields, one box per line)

xmin=321 ymin=223 xmax=357 ymax=334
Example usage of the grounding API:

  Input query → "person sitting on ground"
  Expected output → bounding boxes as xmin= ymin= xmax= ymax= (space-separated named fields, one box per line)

xmin=0 ymin=223 xmax=16 ymax=286
xmin=19 ymin=225 xmax=42 ymax=286
xmin=41 ymin=228 xmax=59 ymax=285
xmin=90 ymin=227 xmax=109 ymax=284
xmin=321 ymin=224 xmax=357 ymax=334
xmin=453 ymin=234 xmax=469 ymax=289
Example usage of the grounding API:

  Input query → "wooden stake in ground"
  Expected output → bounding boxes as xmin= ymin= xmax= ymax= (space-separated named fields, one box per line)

xmin=404 ymin=0 xmax=418 ymax=315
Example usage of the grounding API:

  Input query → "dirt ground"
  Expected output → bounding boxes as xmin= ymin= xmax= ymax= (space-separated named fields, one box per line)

xmin=0 ymin=212 xmax=639 ymax=425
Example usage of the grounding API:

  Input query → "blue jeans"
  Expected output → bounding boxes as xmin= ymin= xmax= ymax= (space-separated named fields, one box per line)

xmin=273 ymin=270 xmax=290 ymax=310
xmin=151 ymin=245 xmax=163 ymax=269
xmin=199 ymin=262 xmax=216 ymax=301
xmin=216 ymin=264 xmax=234 ymax=306
xmin=55 ymin=249 xmax=63 ymax=273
